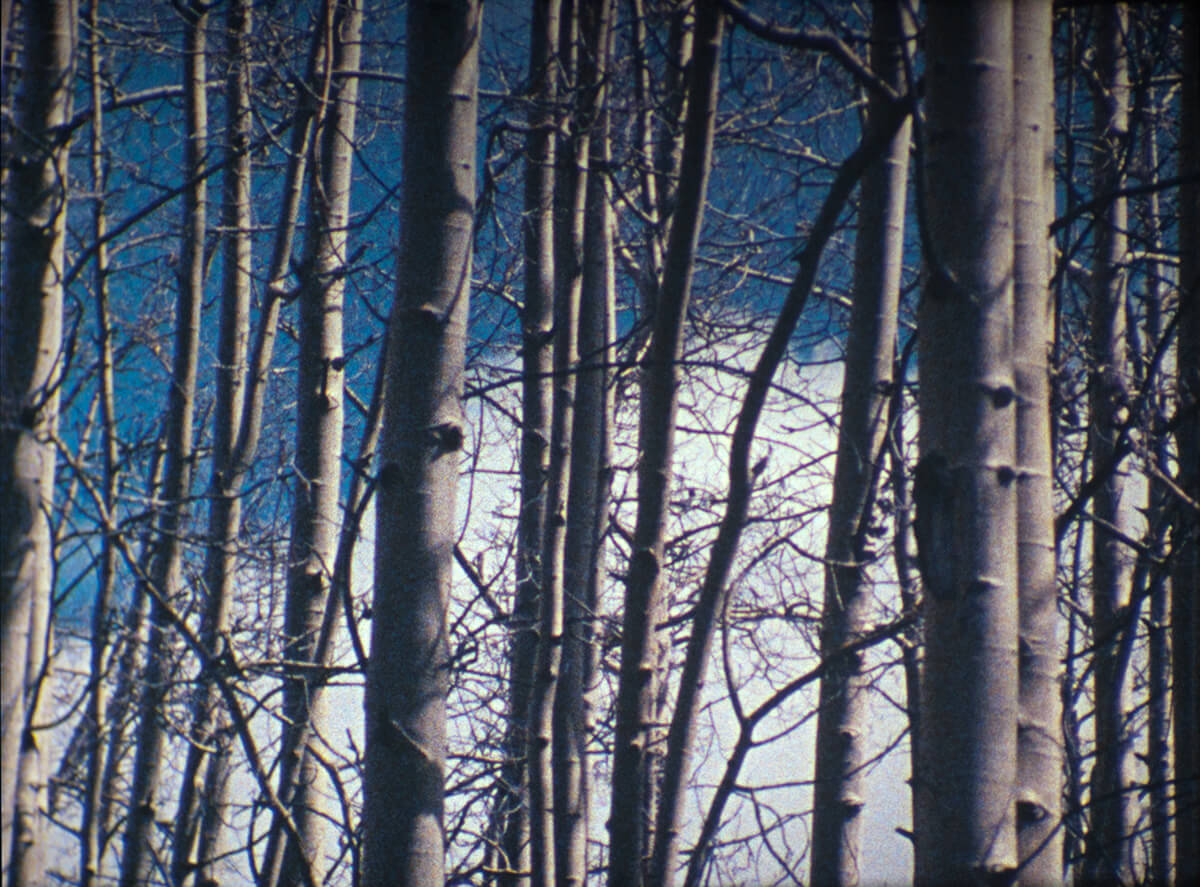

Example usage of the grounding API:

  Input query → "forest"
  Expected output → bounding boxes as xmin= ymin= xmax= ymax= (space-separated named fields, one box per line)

xmin=0 ymin=0 xmax=1195 ymax=885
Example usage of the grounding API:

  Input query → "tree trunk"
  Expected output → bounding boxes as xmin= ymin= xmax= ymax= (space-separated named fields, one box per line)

xmin=0 ymin=0 xmax=75 ymax=879
xmin=1172 ymin=6 xmax=1200 ymax=886
xmin=1011 ymin=1 xmax=1061 ymax=882
xmin=498 ymin=3 xmax=559 ymax=880
xmin=1081 ymin=7 xmax=1137 ymax=883
xmin=364 ymin=1 xmax=479 ymax=883
xmin=118 ymin=5 xmax=207 ymax=884
xmin=914 ymin=1 xmax=1019 ymax=883
xmin=809 ymin=3 xmax=912 ymax=884
xmin=267 ymin=2 xmax=361 ymax=882
xmin=551 ymin=4 xmax=614 ymax=884
xmin=609 ymin=3 xmax=722 ymax=884
xmin=170 ymin=3 xmax=253 ymax=881
xmin=527 ymin=2 xmax=587 ymax=880
xmin=80 ymin=4 xmax=116 ymax=881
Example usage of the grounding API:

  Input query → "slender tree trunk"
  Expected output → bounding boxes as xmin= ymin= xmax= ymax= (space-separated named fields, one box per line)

xmin=609 ymin=4 xmax=722 ymax=884
xmin=527 ymin=3 xmax=587 ymax=880
xmin=551 ymin=4 xmax=614 ymax=884
xmin=265 ymin=3 xmax=361 ymax=882
xmin=80 ymin=4 xmax=116 ymax=881
xmin=498 ymin=3 xmax=559 ymax=880
xmin=914 ymin=1 xmax=1018 ymax=883
xmin=1140 ymin=162 xmax=1170 ymax=886
xmin=364 ymin=1 xmax=480 ymax=883
xmin=1172 ymin=7 xmax=1200 ymax=886
xmin=170 ymin=3 xmax=253 ymax=880
xmin=98 ymin=437 xmax=166 ymax=853
xmin=887 ymin=352 xmax=921 ymax=822
xmin=119 ymin=5 xmax=207 ymax=884
xmin=1082 ymin=7 xmax=1137 ymax=883
xmin=1011 ymin=2 xmax=1061 ymax=883
xmin=0 ymin=0 xmax=75 ymax=879
xmin=809 ymin=4 xmax=912 ymax=884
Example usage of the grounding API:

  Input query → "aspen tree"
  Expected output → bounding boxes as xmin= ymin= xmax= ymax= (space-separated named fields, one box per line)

xmin=915 ymin=1 xmax=1019 ymax=882
xmin=171 ymin=3 xmax=253 ymax=880
xmin=1082 ymin=7 xmax=1137 ymax=882
xmin=1012 ymin=1 xmax=1061 ymax=882
xmin=552 ymin=2 xmax=614 ymax=882
xmin=80 ymin=4 xmax=116 ymax=881
xmin=498 ymin=3 xmax=560 ymax=880
xmin=809 ymin=3 xmax=912 ymax=883
xmin=0 ymin=0 xmax=76 ymax=879
xmin=365 ymin=1 xmax=480 ymax=883
xmin=267 ymin=2 xmax=362 ymax=882
xmin=609 ymin=2 xmax=722 ymax=883
xmin=118 ymin=4 xmax=208 ymax=883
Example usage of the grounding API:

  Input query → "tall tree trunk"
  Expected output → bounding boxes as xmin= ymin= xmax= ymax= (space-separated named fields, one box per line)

xmin=914 ymin=1 xmax=1018 ymax=883
xmin=1081 ymin=7 xmax=1136 ymax=883
xmin=1139 ymin=149 xmax=1170 ymax=886
xmin=119 ymin=5 xmax=207 ymax=883
xmin=527 ymin=3 xmax=586 ymax=881
xmin=551 ymin=4 xmax=614 ymax=884
xmin=609 ymin=3 xmax=722 ymax=885
xmin=80 ymin=4 xmax=116 ymax=881
xmin=1172 ymin=6 xmax=1200 ymax=886
xmin=170 ymin=3 xmax=253 ymax=880
xmin=498 ymin=3 xmax=559 ymax=880
xmin=1011 ymin=1 xmax=1061 ymax=882
xmin=265 ymin=2 xmax=362 ymax=882
xmin=0 ymin=0 xmax=75 ymax=879
xmin=364 ymin=1 xmax=480 ymax=883
xmin=809 ymin=3 xmax=912 ymax=884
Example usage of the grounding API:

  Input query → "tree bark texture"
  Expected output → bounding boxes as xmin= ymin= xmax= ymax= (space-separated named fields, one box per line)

xmin=809 ymin=3 xmax=912 ymax=884
xmin=119 ymin=5 xmax=207 ymax=884
xmin=365 ymin=1 xmax=479 ymax=884
xmin=1011 ymin=2 xmax=1061 ymax=883
xmin=1082 ymin=7 xmax=1137 ymax=883
xmin=609 ymin=3 xmax=722 ymax=884
xmin=915 ymin=1 xmax=1019 ymax=883
xmin=0 ymin=0 xmax=75 ymax=877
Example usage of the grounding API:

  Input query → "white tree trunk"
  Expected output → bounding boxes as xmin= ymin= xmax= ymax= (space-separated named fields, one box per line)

xmin=118 ymin=5 xmax=207 ymax=883
xmin=365 ymin=1 xmax=480 ymax=883
xmin=0 ymin=0 xmax=75 ymax=878
xmin=915 ymin=1 xmax=1019 ymax=882
xmin=609 ymin=3 xmax=722 ymax=884
xmin=1012 ymin=1 xmax=1061 ymax=882
xmin=810 ymin=3 xmax=912 ymax=883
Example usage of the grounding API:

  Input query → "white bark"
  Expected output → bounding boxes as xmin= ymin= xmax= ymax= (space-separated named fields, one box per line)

xmin=0 ymin=0 xmax=76 ymax=878
xmin=810 ymin=3 xmax=912 ymax=883
xmin=915 ymin=1 xmax=1019 ymax=882
xmin=365 ymin=1 xmax=480 ymax=883
xmin=1012 ymin=1 xmax=1061 ymax=882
